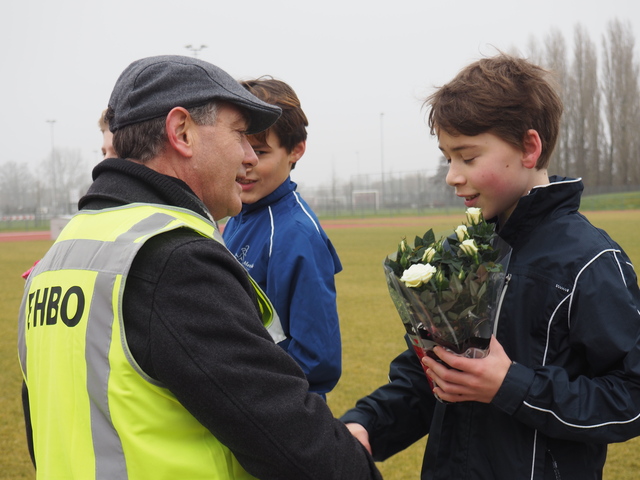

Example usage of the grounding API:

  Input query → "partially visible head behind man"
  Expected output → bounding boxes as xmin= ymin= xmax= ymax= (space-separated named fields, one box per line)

xmin=97 ymin=109 xmax=109 ymax=134
xmin=97 ymin=109 xmax=117 ymax=159
xmin=425 ymin=53 xmax=563 ymax=169
xmin=105 ymin=55 xmax=281 ymax=161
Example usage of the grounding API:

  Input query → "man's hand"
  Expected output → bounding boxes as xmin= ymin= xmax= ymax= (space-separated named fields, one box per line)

xmin=422 ymin=336 xmax=512 ymax=403
xmin=345 ymin=423 xmax=372 ymax=454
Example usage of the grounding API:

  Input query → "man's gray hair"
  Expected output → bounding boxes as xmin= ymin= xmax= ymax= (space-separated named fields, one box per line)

xmin=111 ymin=102 xmax=219 ymax=163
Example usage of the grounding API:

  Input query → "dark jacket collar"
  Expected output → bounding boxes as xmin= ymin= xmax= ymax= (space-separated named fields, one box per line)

xmin=78 ymin=158 xmax=211 ymax=220
xmin=498 ymin=176 xmax=583 ymax=249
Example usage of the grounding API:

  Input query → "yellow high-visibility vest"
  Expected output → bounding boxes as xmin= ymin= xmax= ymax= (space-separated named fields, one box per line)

xmin=18 ymin=204 xmax=282 ymax=479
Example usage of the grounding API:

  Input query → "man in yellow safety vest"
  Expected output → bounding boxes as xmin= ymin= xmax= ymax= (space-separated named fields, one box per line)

xmin=19 ymin=55 xmax=381 ymax=480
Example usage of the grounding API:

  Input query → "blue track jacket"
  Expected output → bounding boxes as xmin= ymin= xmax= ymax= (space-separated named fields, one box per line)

xmin=223 ymin=178 xmax=343 ymax=395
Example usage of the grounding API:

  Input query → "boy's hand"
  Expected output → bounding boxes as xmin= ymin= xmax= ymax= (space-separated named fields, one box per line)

xmin=422 ymin=336 xmax=511 ymax=403
xmin=345 ymin=423 xmax=372 ymax=454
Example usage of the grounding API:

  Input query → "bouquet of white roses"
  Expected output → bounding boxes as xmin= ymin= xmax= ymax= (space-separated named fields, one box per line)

xmin=383 ymin=208 xmax=511 ymax=390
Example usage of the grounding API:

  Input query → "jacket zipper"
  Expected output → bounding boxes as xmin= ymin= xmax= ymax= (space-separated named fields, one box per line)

xmin=547 ymin=449 xmax=562 ymax=480
xmin=492 ymin=273 xmax=511 ymax=336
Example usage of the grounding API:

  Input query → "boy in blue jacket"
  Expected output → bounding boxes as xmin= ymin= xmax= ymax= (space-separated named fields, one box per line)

xmin=223 ymin=77 xmax=342 ymax=397
xmin=342 ymin=54 xmax=640 ymax=479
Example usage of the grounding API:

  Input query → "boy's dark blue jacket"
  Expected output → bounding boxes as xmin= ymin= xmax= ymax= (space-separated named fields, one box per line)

xmin=341 ymin=177 xmax=640 ymax=479
xmin=223 ymin=178 xmax=342 ymax=395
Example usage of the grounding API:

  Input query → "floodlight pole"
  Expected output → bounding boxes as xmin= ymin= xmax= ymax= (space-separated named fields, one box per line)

xmin=46 ymin=119 xmax=57 ymax=214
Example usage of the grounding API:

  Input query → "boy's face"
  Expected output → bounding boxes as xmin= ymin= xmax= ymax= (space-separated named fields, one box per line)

xmin=439 ymin=130 xmax=538 ymax=225
xmin=102 ymin=129 xmax=117 ymax=159
xmin=236 ymin=130 xmax=304 ymax=205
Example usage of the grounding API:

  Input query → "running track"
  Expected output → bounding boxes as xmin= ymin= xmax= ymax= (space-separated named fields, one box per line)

xmin=0 ymin=231 xmax=51 ymax=242
xmin=0 ymin=216 xmax=442 ymax=243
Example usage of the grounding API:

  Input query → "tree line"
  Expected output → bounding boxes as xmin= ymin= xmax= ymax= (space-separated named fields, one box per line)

xmin=527 ymin=18 xmax=639 ymax=187
xmin=0 ymin=148 xmax=91 ymax=217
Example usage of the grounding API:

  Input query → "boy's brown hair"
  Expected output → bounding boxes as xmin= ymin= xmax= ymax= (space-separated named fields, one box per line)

xmin=425 ymin=54 xmax=563 ymax=169
xmin=241 ymin=77 xmax=308 ymax=168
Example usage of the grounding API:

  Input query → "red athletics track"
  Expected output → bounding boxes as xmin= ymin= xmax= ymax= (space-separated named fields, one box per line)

xmin=0 ymin=231 xmax=51 ymax=242
xmin=0 ymin=216 xmax=443 ymax=241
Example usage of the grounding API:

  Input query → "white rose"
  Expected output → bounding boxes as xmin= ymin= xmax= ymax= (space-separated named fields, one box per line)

xmin=459 ymin=239 xmax=479 ymax=257
xmin=422 ymin=246 xmax=436 ymax=263
xmin=400 ymin=263 xmax=437 ymax=288
xmin=465 ymin=207 xmax=483 ymax=225
xmin=455 ymin=225 xmax=468 ymax=242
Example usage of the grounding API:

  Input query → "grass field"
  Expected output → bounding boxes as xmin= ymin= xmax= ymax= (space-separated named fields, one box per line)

xmin=1 ymin=210 xmax=639 ymax=479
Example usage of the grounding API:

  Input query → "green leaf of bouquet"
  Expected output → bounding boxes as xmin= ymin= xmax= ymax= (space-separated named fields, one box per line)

xmin=450 ymin=274 xmax=463 ymax=293
xmin=459 ymin=305 xmax=475 ymax=318
xmin=424 ymin=297 xmax=436 ymax=311
xmin=469 ymin=279 xmax=480 ymax=297
xmin=477 ymin=282 xmax=487 ymax=299
xmin=422 ymin=229 xmax=436 ymax=246
xmin=441 ymin=290 xmax=456 ymax=302
xmin=440 ymin=300 xmax=456 ymax=312
xmin=485 ymin=262 xmax=503 ymax=273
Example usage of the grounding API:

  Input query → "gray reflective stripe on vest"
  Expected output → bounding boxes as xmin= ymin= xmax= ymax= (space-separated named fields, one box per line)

xmin=19 ymin=212 xmax=178 ymax=480
xmin=89 ymin=272 xmax=128 ymax=479
xmin=18 ymin=292 xmax=29 ymax=383
xmin=267 ymin=310 xmax=286 ymax=343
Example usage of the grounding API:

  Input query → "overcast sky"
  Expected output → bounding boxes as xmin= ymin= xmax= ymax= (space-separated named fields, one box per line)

xmin=3 ymin=0 xmax=639 ymax=190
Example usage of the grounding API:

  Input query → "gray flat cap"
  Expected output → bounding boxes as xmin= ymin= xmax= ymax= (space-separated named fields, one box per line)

xmin=108 ymin=55 xmax=281 ymax=134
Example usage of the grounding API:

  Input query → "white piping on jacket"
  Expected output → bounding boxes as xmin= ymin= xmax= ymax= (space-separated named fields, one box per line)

xmin=523 ymin=401 xmax=640 ymax=429
xmin=567 ymin=248 xmax=621 ymax=327
xmin=267 ymin=206 xmax=275 ymax=258
xmin=529 ymin=430 xmax=538 ymax=480
xmin=266 ymin=192 xmax=319 ymax=259
xmin=492 ymin=274 xmax=511 ymax=336
xmin=543 ymin=294 xmax=571 ymax=365
xmin=293 ymin=192 xmax=320 ymax=233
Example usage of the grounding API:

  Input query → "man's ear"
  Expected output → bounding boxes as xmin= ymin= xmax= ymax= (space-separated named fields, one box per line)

xmin=522 ymin=129 xmax=542 ymax=169
xmin=290 ymin=140 xmax=306 ymax=166
xmin=166 ymin=107 xmax=195 ymax=157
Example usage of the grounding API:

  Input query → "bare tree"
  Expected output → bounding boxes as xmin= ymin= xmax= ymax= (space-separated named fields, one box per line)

xmin=526 ymin=34 xmax=543 ymax=66
xmin=567 ymin=24 xmax=602 ymax=186
xmin=601 ymin=19 xmax=640 ymax=186
xmin=0 ymin=161 xmax=37 ymax=214
xmin=541 ymin=28 xmax=570 ymax=176
xmin=39 ymin=147 xmax=92 ymax=215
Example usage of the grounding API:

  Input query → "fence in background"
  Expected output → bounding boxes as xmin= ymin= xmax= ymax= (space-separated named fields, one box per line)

xmin=298 ymin=170 xmax=640 ymax=217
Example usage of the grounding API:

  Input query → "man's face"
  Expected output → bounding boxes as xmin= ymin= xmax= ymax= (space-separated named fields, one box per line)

xmin=192 ymin=103 xmax=258 ymax=220
xmin=236 ymin=131 xmax=302 ymax=205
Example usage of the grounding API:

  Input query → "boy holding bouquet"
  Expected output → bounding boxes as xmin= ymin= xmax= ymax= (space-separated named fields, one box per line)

xmin=342 ymin=54 xmax=640 ymax=479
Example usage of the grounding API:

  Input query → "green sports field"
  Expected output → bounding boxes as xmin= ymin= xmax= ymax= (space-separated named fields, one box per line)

xmin=1 ymin=209 xmax=639 ymax=479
